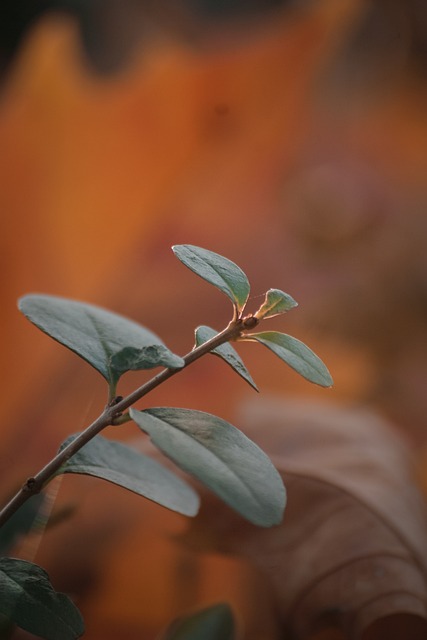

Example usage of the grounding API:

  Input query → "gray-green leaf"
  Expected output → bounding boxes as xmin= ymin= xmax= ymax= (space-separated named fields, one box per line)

xmin=162 ymin=603 xmax=235 ymax=640
xmin=172 ymin=245 xmax=250 ymax=313
xmin=0 ymin=557 xmax=84 ymax=640
xmin=56 ymin=435 xmax=199 ymax=517
xmin=130 ymin=407 xmax=286 ymax=527
xmin=109 ymin=345 xmax=184 ymax=384
xmin=18 ymin=295 xmax=168 ymax=384
xmin=243 ymin=331 xmax=333 ymax=387
xmin=254 ymin=288 xmax=298 ymax=319
xmin=194 ymin=325 xmax=258 ymax=391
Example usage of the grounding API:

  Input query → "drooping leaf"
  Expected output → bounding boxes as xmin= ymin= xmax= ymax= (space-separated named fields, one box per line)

xmin=0 ymin=494 xmax=44 ymax=555
xmin=129 ymin=407 xmax=286 ymax=527
xmin=172 ymin=245 xmax=250 ymax=313
xmin=254 ymin=288 xmax=298 ymax=319
xmin=18 ymin=294 xmax=172 ymax=384
xmin=56 ymin=435 xmax=199 ymax=517
xmin=162 ymin=603 xmax=235 ymax=640
xmin=242 ymin=331 xmax=333 ymax=388
xmin=0 ymin=557 xmax=84 ymax=640
xmin=194 ymin=325 xmax=258 ymax=391
xmin=109 ymin=345 xmax=184 ymax=384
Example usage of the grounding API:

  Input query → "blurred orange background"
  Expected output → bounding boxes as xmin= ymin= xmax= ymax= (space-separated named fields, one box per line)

xmin=2 ymin=0 xmax=427 ymax=638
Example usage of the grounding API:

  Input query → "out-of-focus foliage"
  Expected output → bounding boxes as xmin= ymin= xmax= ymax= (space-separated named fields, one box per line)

xmin=0 ymin=0 xmax=294 ymax=76
xmin=161 ymin=602 xmax=235 ymax=640
xmin=2 ymin=0 xmax=427 ymax=638
xmin=184 ymin=398 xmax=427 ymax=639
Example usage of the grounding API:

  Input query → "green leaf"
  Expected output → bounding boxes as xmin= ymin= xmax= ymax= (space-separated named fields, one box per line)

xmin=162 ymin=603 xmax=235 ymax=640
xmin=130 ymin=407 xmax=286 ymax=527
xmin=254 ymin=288 xmax=298 ymax=319
xmin=18 ymin=294 xmax=170 ymax=384
xmin=0 ymin=557 xmax=84 ymax=640
xmin=109 ymin=345 xmax=184 ymax=384
xmin=194 ymin=325 xmax=258 ymax=391
xmin=172 ymin=245 xmax=250 ymax=313
xmin=56 ymin=435 xmax=199 ymax=517
xmin=243 ymin=331 xmax=333 ymax=387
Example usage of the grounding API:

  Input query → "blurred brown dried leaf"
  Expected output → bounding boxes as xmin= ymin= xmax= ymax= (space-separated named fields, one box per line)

xmin=183 ymin=398 xmax=427 ymax=639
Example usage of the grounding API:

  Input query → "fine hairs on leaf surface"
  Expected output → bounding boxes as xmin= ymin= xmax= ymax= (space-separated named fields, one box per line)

xmin=1 ymin=243 xmax=334 ymax=640
xmin=109 ymin=345 xmax=184 ymax=384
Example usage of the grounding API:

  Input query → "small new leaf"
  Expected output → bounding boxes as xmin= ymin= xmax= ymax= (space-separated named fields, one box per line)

xmin=243 ymin=331 xmax=333 ymax=388
xmin=56 ymin=435 xmax=199 ymax=517
xmin=254 ymin=288 xmax=298 ymax=320
xmin=172 ymin=245 xmax=250 ymax=313
xmin=195 ymin=325 xmax=258 ymax=391
xmin=0 ymin=557 xmax=84 ymax=640
xmin=130 ymin=407 xmax=286 ymax=527
xmin=162 ymin=603 xmax=235 ymax=640
xmin=18 ymin=295 xmax=168 ymax=385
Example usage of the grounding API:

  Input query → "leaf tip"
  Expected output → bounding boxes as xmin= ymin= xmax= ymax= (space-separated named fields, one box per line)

xmin=318 ymin=372 xmax=334 ymax=389
xmin=17 ymin=293 xmax=36 ymax=313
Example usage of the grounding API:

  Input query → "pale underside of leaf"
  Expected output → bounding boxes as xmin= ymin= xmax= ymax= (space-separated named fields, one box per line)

xmin=243 ymin=331 xmax=333 ymax=388
xmin=130 ymin=407 xmax=286 ymax=527
xmin=194 ymin=325 xmax=258 ymax=391
xmin=0 ymin=557 xmax=84 ymax=640
xmin=18 ymin=294 xmax=169 ymax=383
xmin=56 ymin=435 xmax=199 ymax=517
xmin=172 ymin=244 xmax=250 ymax=312
xmin=109 ymin=345 xmax=184 ymax=384
xmin=255 ymin=288 xmax=298 ymax=319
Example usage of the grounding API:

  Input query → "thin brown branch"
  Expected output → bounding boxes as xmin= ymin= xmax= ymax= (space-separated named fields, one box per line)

xmin=0 ymin=319 xmax=244 ymax=528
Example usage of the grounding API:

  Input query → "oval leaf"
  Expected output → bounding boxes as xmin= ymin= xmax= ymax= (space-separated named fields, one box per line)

xmin=0 ymin=557 xmax=84 ymax=640
xmin=243 ymin=331 xmax=333 ymax=388
xmin=18 ymin=294 xmax=168 ymax=384
xmin=162 ymin=603 xmax=235 ymax=640
xmin=129 ymin=407 xmax=286 ymax=527
xmin=56 ymin=435 xmax=199 ymax=517
xmin=172 ymin=245 xmax=250 ymax=313
xmin=195 ymin=325 xmax=258 ymax=391
xmin=254 ymin=288 xmax=298 ymax=319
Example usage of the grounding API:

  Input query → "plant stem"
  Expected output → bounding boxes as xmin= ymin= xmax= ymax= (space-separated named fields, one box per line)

xmin=0 ymin=319 xmax=247 ymax=528
xmin=111 ymin=319 xmax=243 ymax=416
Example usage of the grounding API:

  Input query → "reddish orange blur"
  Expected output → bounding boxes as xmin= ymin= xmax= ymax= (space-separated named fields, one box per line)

xmin=2 ymin=1 xmax=427 ymax=638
